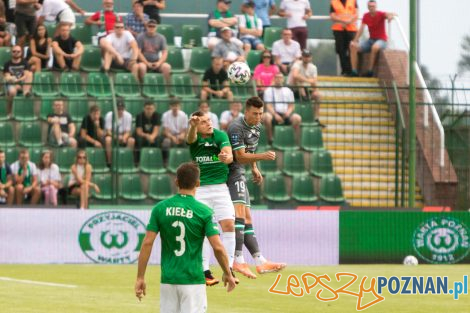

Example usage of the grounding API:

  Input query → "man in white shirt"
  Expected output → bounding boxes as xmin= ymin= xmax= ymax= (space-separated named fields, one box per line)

xmin=238 ymin=1 xmax=264 ymax=53
xmin=271 ymin=28 xmax=301 ymax=75
xmin=11 ymin=149 xmax=40 ymax=205
xmin=263 ymin=73 xmax=301 ymax=143
xmin=278 ymin=0 xmax=312 ymax=50
xmin=104 ymin=102 xmax=135 ymax=164
xmin=161 ymin=97 xmax=189 ymax=163
xmin=220 ymin=100 xmax=244 ymax=131
xmin=100 ymin=21 xmax=146 ymax=81
xmin=37 ymin=0 xmax=85 ymax=29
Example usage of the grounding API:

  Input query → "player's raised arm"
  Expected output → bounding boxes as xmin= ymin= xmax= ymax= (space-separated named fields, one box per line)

xmin=135 ymin=230 xmax=158 ymax=301
xmin=207 ymin=234 xmax=237 ymax=292
xmin=186 ymin=115 xmax=200 ymax=144
xmin=233 ymin=148 xmax=276 ymax=164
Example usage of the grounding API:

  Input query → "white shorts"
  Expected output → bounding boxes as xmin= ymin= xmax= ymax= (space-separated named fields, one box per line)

xmin=58 ymin=8 xmax=76 ymax=28
xmin=196 ymin=184 xmax=235 ymax=222
xmin=160 ymin=284 xmax=207 ymax=313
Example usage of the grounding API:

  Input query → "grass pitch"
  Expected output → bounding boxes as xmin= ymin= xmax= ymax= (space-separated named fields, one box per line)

xmin=0 ymin=265 xmax=469 ymax=313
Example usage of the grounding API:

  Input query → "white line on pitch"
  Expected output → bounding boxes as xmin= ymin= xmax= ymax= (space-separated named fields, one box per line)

xmin=0 ymin=276 xmax=77 ymax=288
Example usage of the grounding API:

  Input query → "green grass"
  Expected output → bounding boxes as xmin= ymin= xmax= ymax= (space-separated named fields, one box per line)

xmin=0 ymin=265 xmax=469 ymax=313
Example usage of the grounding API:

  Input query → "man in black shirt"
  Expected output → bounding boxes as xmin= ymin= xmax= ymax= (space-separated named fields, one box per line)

xmin=200 ymin=56 xmax=233 ymax=101
xmin=52 ymin=24 xmax=84 ymax=71
xmin=79 ymin=105 xmax=105 ymax=149
xmin=135 ymin=101 xmax=161 ymax=158
xmin=0 ymin=149 xmax=14 ymax=205
xmin=47 ymin=99 xmax=77 ymax=147
xmin=139 ymin=0 xmax=165 ymax=24
xmin=3 ymin=45 xmax=32 ymax=114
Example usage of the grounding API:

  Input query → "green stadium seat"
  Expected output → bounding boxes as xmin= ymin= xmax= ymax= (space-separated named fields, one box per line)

xmin=301 ymin=126 xmax=324 ymax=152
xmin=257 ymin=127 xmax=270 ymax=150
xmin=292 ymin=174 xmax=318 ymax=202
xmin=171 ymin=74 xmax=196 ymax=98
xmin=210 ymin=99 xmax=229 ymax=117
xmin=67 ymin=97 xmax=90 ymax=123
xmin=113 ymin=148 xmax=137 ymax=174
xmin=148 ymin=174 xmax=173 ymax=201
xmin=310 ymin=150 xmax=334 ymax=178
xmin=168 ymin=148 xmax=191 ymax=174
xmin=33 ymin=72 xmax=58 ymax=97
xmin=13 ymin=97 xmax=36 ymax=121
xmin=19 ymin=122 xmax=42 ymax=147
xmin=320 ymin=174 xmax=345 ymax=203
xmin=140 ymin=148 xmax=166 ymax=174
xmin=0 ymin=98 xmax=8 ymax=121
xmin=87 ymin=72 xmax=112 ymax=98
xmin=258 ymin=158 xmax=280 ymax=175
xmin=115 ymin=73 xmax=141 ymax=98
xmin=189 ymin=47 xmax=211 ymax=74
xmin=142 ymin=73 xmax=168 ymax=99
xmin=4 ymin=147 xmax=19 ymax=163
xmin=119 ymin=174 xmax=146 ymax=200
xmin=272 ymin=126 xmax=298 ymax=151
xmin=263 ymin=173 xmax=290 ymax=202
xmin=245 ymin=173 xmax=260 ymax=203
xmin=166 ymin=47 xmax=186 ymax=73
xmin=29 ymin=147 xmax=43 ymax=164
xmin=93 ymin=174 xmax=113 ymax=200
xmin=295 ymin=102 xmax=317 ymax=126
xmin=96 ymin=98 xmax=114 ymax=115
xmin=80 ymin=45 xmax=102 ymax=72
xmin=60 ymin=72 xmax=85 ymax=97
xmin=181 ymin=25 xmax=203 ymax=47
xmin=263 ymin=27 xmax=282 ymax=50
xmin=0 ymin=47 xmax=11 ymax=71
xmin=85 ymin=147 xmax=109 ymax=174
xmin=282 ymin=150 xmax=306 ymax=176
xmin=55 ymin=146 xmax=77 ymax=173
xmin=180 ymin=99 xmax=199 ymax=116
xmin=71 ymin=23 xmax=93 ymax=45
xmin=246 ymin=50 xmax=262 ymax=74
xmin=124 ymin=97 xmax=145 ymax=120
xmin=39 ymin=98 xmax=54 ymax=121
xmin=0 ymin=123 xmax=15 ymax=147
xmin=230 ymin=81 xmax=256 ymax=98
xmin=44 ymin=23 xmax=56 ymax=37
xmin=157 ymin=24 xmax=175 ymax=46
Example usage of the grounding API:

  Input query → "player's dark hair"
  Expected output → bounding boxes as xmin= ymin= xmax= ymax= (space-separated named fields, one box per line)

xmin=191 ymin=111 xmax=205 ymax=117
xmin=245 ymin=96 xmax=264 ymax=109
xmin=176 ymin=162 xmax=200 ymax=189
xmin=144 ymin=101 xmax=155 ymax=107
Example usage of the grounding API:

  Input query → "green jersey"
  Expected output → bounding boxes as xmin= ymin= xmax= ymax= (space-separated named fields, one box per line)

xmin=189 ymin=129 xmax=231 ymax=186
xmin=147 ymin=194 xmax=219 ymax=285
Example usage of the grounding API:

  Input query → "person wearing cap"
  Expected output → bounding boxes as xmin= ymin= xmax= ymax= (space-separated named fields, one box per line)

xmin=126 ymin=1 xmax=149 ymax=37
xmin=161 ymin=98 xmax=189 ymax=164
xmin=278 ymin=0 xmax=312 ymax=50
xmin=271 ymin=28 xmax=302 ymax=75
xmin=238 ymin=1 xmax=264 ymax=53
xmin=288 ymin=49 xmax=323 ymax=125
xmin=104 ymin=101 xmax=135 ymax=165
xmin=212 ymin=27 xmax=245 ymax=69
xmin=243 ymin=0 xmax=276 ymax=34
xmin=207 ymin=0 xmax=240 ymax=50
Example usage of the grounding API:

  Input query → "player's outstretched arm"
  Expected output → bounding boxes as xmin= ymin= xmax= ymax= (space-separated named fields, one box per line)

xmin=208 ymin=234 xmax=236 ymax=292
xmin=233 ymin=149 xmax=276 ymax=164
xmin=186 ymin=116 xmax=200 ymax=144
xmin=135 ymin=231 xmax=158 ymax=301
xmin=218 ymin=146 xmax=233 ymax=164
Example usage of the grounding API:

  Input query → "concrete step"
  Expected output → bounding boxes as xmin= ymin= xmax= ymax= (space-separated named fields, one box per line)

xmin=323 ymin=125 xmax=395 ymax=136
xmin=335 ymin=167 xmax=398 ymax=176
xmin=344 ymin=191 xmax=423 ymax=201
xmin=348 ymin=199 xmax=424 ymax=208
xmin=325 ymin=143 xmax=395 ymax=152
xmin=342 ymin=181 xmax=420 ymax=192
xmin=323 ymin=133 xmax=396 ymax=144
xmin=317 ymin=81 xmax=380 ymax=88
xmin=333 ymin=158 xmax=402 ymax=168
xmin=320 ymin=108 xmax=392 ymax=118
xmin=339 ymin=174 xmax=410 ymax=183
xmin=330 ymin=151 xmax=397 ymax=160
xmin=318 ymin=76 xmax=379 ymax=83
xmin=320 ymin=103 xmax=390 ymax=111
xmin=321 ymin=116 xmax=394 ymax=126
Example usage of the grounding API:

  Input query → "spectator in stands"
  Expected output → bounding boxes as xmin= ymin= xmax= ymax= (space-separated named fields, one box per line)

xmin=0 ymin=149 xmax=15 ymax=205
xmin=161 ymin=97 xmax=188 ymax=163
xmin=27 ymin=24 xmax=51 ymax=72
xmin=101 ymin=21 xmax=145 ymax=82
xmin=4 ymin=45 xmax=33 ymax=115
xmin=138 ymin=0 xmax=165 ymax=24
xmin=238 ymin=1 xmax=264 ymax=53
xmin=3 ymin=0 xmax=15 ymax=25
xmin=253 ymin=49 xmax=279 ymax=96
xmin=15 ymin=0 xmax=39 ymax=46
xmin=288 ymin=49 xmax=322 ymax=125
xmin=278 ymin=0 xmax=312 ymax=50
xmin=212 ymin=27 xmax=245 ymax=69
xmin=85 ymin=0 xmax=120 ymax=39
xmin=68 ymin=149 xmax=100 ymax=210
xmin=246 ymin=0 xmax=276 ymax=35
xmin=38 ymin=150 xmax=61 ymax=207
xmin=37 ymin=0 xmax=86 ymax=30
xmin=330 ymin=0 xmax=358 ymax=76
xmin=198 ymin=100 xmax=220 ymax=129
xmin=47 ymin=99 xmax=77 ymax=148
xmin=0 ymin=1 xmax=11 ymax=47
xmin=201 ymin=56 xmax=233 ymax=101
xmin=272 ymin=28 xmax=301 ymax=75
xmin=126 ymin=1 xmax=149 ymax=37
xmin=207 ymin=0 xmax=240 ymax=50
xmin=52 ymin=24 xmax=84 ymax=71
xmin=137 ymin=19 xmax=171 ymax=84
xmin=135 ymin=100 xmax=161 ymax=159
xmin=350 ymin=0 xmax=395 ymax=77
xmin=263 ymin=72 xmax=301 ymax=143
xmin=79 ymin=105 xmax=106 ymax=149
xmin=220 ymin=99 xmax=243 ymax=130
xmin=11 ymin=149 xmax=40 ymax=205
xmin=104 ymin=101 xmax=135 ymax=165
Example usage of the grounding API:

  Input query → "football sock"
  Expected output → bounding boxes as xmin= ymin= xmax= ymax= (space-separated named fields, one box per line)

xmin=202 ymin=237 xmax=211 ymax=272
xmin=244 ymin=224 xmax=266 ymax=266
xmin=222 ymin=231 xmax=235 ymax=267
xmin=235 ymin=218 xmax=245 ymax=263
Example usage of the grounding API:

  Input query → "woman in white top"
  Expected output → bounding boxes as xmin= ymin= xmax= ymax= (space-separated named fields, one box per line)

xmin=38 ymin=150 xmax=61 ymax=206
xmin=69 ymin=150 xmax=100 ymax=209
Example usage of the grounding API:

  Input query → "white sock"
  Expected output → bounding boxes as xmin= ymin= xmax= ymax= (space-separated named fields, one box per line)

xmin=253 ymin=253 xmax=267 ymax=266
xmin=222 ymin=232 xmax=235 ymax=268
xmin=57 ymin=138 xmax=63 ymax=146
xmin=202 ymin=237 xmax=211 ymax=272
xmin=234 ymin=251 xmax=245 ymax=264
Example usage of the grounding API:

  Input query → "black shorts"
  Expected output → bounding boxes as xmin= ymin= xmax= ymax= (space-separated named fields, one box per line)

xmin=111 ymin=58 xmax=134 ymax=71
xmin=227 ymin=173 xmax=251 ymax=207
xmin=15 ymin=13 xmax=37 ymax=37
xmin=272 ymin=115 xmax=292 ymax=126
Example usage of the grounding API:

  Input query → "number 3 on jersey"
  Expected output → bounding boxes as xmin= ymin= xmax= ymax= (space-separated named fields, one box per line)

xmin=172 ymin=221 xmax=186 ymax=256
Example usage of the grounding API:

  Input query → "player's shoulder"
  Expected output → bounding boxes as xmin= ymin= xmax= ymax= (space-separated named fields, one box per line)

xmin=227 ymin=116 xmax=244 ymax=132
